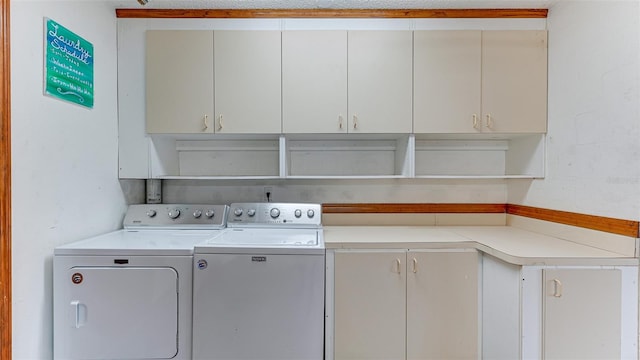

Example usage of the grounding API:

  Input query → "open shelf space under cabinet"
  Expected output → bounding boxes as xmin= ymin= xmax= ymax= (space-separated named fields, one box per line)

xmin=285 ymin=135 xmax=412 ymax=178
xmin=414 ymin=134 xmax=545 ymax=178
xmin=146 ymin=134 xmax=544 ymax=179
xmin=149 ymin=135 xmax=281 ymax=179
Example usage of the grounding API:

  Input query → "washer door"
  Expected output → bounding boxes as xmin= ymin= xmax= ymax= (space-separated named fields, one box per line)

xmin=63 ymin=267 xmax=178 ymax=359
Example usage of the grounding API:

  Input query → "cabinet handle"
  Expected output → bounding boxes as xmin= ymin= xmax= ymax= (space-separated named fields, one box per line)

xmin=338 ymin=115 xmax=343 ymax=130
xmin=552 ymin=279 xmax=563 ymax=297
xmin=218 ymin=114 xmax=224 ymax=131
xmin=485 ymin=114 xmax=493 ymax=129
xmin=353 ymin=114 xmax=358 ymax=130
xmin=203 ymin=114 xmax=209 ymax=131
xmin=395 ymin=258 xmax=401 ymax=274
xmin=412 ymin=258 xmax=418 ymax=273
xmin=472 ymin=114 xmax=479 ymax=129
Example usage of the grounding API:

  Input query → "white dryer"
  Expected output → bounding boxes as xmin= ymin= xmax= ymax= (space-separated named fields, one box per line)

xmin=192 ymin=203 xmax=325 ymax=360
xmin=53 ymin=204 xmax=228 ymax=360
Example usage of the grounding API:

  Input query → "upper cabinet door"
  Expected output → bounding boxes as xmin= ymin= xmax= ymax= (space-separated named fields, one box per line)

xmin=214 ymin=31 xmax=282 ymax=134
xmin=482 ymin=31 xmax=548 ymax=133
xmin=282 ymin=31 xmax=348 ymax=134
xmin=414 ymin=31 xmax=482 ymax=133
xmin=348 ymin=31 xmax=413 ymax=133
xmin=146 ymin=31 xmax=214 ymax=134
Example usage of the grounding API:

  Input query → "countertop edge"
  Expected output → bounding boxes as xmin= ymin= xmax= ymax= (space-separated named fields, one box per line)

xmin=324 ymin=226 xmax=639 ymax=267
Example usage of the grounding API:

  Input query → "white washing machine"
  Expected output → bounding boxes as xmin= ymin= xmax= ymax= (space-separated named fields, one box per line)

xmin=53 ymin=204 xmax=228 ymax=360
xmin=192 ymin=202 xmax=325 ymax=360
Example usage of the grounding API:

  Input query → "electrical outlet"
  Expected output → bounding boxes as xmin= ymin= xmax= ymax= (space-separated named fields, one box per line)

xmin=263 ymin=187 xmax=273 ymax=202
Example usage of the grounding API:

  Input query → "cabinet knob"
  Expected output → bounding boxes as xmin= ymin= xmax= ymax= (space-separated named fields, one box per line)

xmin=353 ymin=114 xmax=359 ymax=130
xmin=338 ymin=115 xmax=344 ymax=130
xmin=412 ymin=258 xmax=418 ymax=273
xmin=472 ymin=114 xmax=479 ymax=129
xmin=218 ymin=114 xmax=224 ymax=131
xmin=395 ymin=258 xmax=401 ymax=274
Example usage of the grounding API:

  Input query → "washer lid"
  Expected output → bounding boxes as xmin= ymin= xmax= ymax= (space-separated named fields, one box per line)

xmin=54 ymin=229 xmax=224 ymax=256
xmin=195 ymin=228 xmax=324 ymax=253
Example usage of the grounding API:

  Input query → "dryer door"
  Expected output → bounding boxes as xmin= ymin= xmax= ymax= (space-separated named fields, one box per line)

xmin=63 ymin=267 xmax=178 ymax=359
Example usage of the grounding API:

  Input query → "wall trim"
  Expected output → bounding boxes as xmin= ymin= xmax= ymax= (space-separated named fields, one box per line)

xmin=0 ymin=0 xmax=10 ymax=357
xmin=115 ymin=8 xmax=548 ymax=19
xmin=506 ymin=204 xmax=639 ymax=238
xmin=323 ymin=203 xmax=640 ymax=238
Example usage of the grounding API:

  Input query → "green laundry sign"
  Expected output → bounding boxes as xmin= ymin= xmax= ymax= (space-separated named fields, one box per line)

xmin=44 ymin=18 xmax=94 ymax=108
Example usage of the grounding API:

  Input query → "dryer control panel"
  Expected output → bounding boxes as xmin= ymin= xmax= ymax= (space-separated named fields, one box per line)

xmin=124 ymin=204 xmax=228 ymax=229
xmin=228 ymin=203 xmax=322 ymax=228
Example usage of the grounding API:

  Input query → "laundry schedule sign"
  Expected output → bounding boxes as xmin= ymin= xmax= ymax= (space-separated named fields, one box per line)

xmin=44 ymin=18 xmax=94 ymax=108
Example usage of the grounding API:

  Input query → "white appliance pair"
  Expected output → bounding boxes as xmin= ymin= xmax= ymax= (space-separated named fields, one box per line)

xmin=53 ymin=202 xmax=325 ymax=360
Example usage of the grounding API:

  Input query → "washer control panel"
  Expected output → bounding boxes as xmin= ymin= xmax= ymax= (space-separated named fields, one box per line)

xmin=123 ymin=204 xmax=228 ymax=229
xmin=228 ymin=203 xmax=321 ymax=227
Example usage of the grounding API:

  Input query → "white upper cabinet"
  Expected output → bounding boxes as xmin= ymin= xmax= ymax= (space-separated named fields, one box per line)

xmin=146 ymin=30 xmax=214 ymax=134
xmin=482 ymin=30 xmax=548 ymax=133
xmin=214 ymin=31 xmax=282 ymax=134
xmin=282 ymin=31 xmax=348 ymax=134
xmin=414 ymin=30 xmax=547 ymax=134
xmin=283 ymin=30 xmax=412 ymax=134
xmin=348 ymin=31 xmax=413 ymax=133
xmin=414 ymin=31 xmax=482 ymax=133
xmin=137 ymin=29 xmax=547 ymax=179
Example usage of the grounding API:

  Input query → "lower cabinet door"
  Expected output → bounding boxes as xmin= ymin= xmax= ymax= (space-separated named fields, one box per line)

xmin=407 ymin=250 xmax=480 ymax=360
xmin=543 ymin=269 xmax=622 ymax=360
xmin=334 ymin=250 xmax=406 ymax=360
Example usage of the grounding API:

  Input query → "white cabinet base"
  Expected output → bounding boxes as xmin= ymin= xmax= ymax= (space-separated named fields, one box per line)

xmin=483 ymin=255 xmax=639 ymax=360
xmin=328 ymin=249 xmax=480 ymax=360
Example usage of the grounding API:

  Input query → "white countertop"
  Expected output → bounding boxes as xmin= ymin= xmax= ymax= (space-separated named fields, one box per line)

xmin=324 ymin=226 xmax=638 ymax=266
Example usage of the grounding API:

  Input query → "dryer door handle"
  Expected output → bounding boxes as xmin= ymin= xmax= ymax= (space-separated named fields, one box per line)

xmin=70 ymin=300 xmax=87 ymax=328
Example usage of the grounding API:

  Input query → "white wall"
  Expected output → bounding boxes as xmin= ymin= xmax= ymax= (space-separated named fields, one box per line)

xmin=508 ymin=0 xmax=640 ymax=221
xmin=162 ymin=178 xmax=507 ymax=204
xmin=11 ymin=2 xmax=129 ymax=359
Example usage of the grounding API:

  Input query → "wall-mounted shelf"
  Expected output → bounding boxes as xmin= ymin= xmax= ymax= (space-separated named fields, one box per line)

xmin=149 ymin=135 xmax=281 ymax=178
xmin=145 ymin=133 xmax=544 ymax=179
xmin=414 ymin=134 xmax=544 ymax=178
xmin=285 ymin=135 xmax=411 ymax=178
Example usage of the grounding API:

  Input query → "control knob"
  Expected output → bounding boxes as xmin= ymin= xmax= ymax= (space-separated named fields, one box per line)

xmin=146 ymin=210 xmax=157 ymax=218
xmin=294 ymin=209 xmax=302 ymax=218
xmin=234 ymin=208 xmax=243 ymax=216
xmin=270 ymin=208 xmax=280 ymax=219
xmin=168 ymin=209 xmax=181 ymax=219
xmin=247 ymin=209 xmax=256 ymax=217
xmin=205 ymin=209 xmax=215 ymax=218
xmin=307 ymin=209 xmax=315 ymax=218
xmin=193 ymin=209 xmax=202 ymax=218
